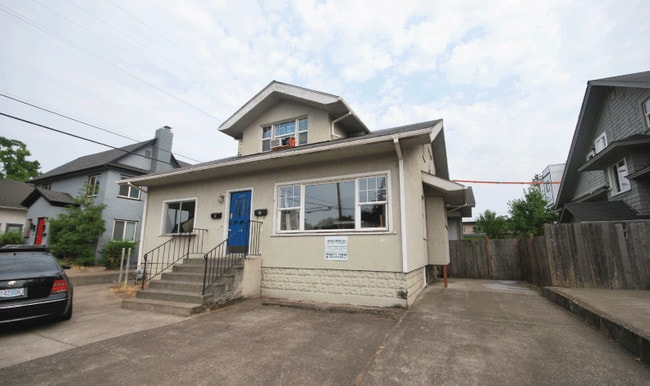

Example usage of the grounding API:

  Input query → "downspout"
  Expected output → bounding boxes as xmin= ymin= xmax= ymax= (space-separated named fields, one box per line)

xmin=129 ymin=182 xmax=148 ymax=269
xmin=393 ymin=138 xmax=408 ymax=273
xmin=331 ymin=111 xmax=352 ymax=139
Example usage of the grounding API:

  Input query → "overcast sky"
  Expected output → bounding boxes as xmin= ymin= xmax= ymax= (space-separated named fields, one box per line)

xmin=1 ymin=0 xmax=648 ymax=217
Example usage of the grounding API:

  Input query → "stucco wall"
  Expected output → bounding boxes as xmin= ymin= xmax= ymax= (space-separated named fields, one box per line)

xmin=141 ymin=151 xmax=405 ymax=273
xmin=261 ymin=266 xmax=425 ymax=308
xmin=0 ymin=208 xmax=27 ymax=233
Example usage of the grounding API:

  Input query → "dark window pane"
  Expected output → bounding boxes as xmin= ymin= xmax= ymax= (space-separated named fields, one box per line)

xmin=304 ymin=181 xmax=355 ymax=230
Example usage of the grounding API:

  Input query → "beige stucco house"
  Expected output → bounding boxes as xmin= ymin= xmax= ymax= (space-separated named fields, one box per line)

xmin=124 ymin=81 xmax=473 ymax=310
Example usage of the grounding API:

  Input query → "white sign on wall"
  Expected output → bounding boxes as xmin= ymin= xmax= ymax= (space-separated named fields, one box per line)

xmin=324 ymin=236 xmax=348 ymax=261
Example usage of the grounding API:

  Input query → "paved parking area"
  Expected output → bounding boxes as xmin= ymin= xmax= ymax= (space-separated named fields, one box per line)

xmin=1 ymin=280 xmax=649 ymax=385
xmin=0 ymin=284 xmax=185 ymax=369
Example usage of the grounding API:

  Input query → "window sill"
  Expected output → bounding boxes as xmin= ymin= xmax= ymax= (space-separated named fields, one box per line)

xmin=272 ymin=230 xmax=395 ymax=237
xmin=117 ymin=195 xmax=141 ymax=201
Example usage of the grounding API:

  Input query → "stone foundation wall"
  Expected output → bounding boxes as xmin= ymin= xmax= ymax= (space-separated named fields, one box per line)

xmin=261 ymin=267 xmax=426 ymax=308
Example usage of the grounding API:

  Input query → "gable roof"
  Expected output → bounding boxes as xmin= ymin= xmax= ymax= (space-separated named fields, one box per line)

xmin=0 ymin=179 xmax=34 ymax=209
xmin=555 ymin=71 xmax=650 ymax=209
xmin=125 ymin=120 xmax=446 ymax=187
xmin=219 ymin=81 xmax=370 ymax=139
xmin=30 ymin=140 xmax=154 ymax=183
xmin=21 ymin=188 xmax=75 ymax=208
xmin=29 ymin=139 xmax=187 ymax=184
xmin=558 ymin=201 xmax=647 ymax=223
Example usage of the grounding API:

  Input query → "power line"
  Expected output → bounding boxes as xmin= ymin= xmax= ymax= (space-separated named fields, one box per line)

xmin=0 ymin=3 xmax=221 ymax=122
xmin=453 ymin=180 xmax=560 ymax=185
xmin=0 ymin=92 xmax=203 ymax=163
xmin=0 ymin=111 xmax=181 ymax=168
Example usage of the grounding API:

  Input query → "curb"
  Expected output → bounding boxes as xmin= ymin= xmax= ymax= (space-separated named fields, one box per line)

xmin=542 ymin=287 xmax=649 ymax=364
xmin=68 ymin=272 xmax=137 ymax=286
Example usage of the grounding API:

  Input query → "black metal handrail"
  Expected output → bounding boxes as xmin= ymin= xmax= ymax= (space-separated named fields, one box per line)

xmin=141 ymin=228 xmax=208 ymax=288
xmin=202 ymin=220 xmax=262 ymax=295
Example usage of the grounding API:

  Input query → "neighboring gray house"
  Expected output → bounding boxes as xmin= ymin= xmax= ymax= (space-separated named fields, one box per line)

xmin=0 ymin=179 xmax=34 ymax=234
xmin=22 ymin=127 xmax=187 ymax=258
xmin=555 ymin=71 xmax=650 ymax=223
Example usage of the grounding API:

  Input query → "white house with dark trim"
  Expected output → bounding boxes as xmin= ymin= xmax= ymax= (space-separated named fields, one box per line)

xmin=123 ymin=82 xmax=473 ymax=311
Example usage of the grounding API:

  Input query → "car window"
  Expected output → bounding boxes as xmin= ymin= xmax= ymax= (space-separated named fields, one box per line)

xmin=1 ymin=254 xmax=59 ymax=274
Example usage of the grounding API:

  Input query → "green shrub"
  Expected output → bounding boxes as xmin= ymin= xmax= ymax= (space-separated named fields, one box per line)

xmin=100 ymin=240 xmax=137 ymax=269
xmin=0 ymin=230 xmax=24 ymax=247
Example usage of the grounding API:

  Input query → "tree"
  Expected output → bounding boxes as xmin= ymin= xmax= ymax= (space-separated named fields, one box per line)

xmin=0 ymin=136 xmax=40 ymax=181
xmin=476 ymin=210 xmax=509 ymax=239
xmin=49 ymin=185 xmax=106 ymax=265
xmin=508 ymin=174 xmax=558 ymax=237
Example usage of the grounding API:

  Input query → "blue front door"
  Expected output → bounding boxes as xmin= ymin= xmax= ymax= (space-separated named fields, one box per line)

xmin=227 ymin=190 xmax=251 ymax=253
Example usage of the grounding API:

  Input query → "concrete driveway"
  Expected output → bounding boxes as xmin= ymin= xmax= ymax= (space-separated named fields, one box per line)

xmin=1 ymin=279 xmax=649 ymax=385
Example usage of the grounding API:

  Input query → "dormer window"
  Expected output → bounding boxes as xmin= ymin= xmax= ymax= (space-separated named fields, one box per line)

xmin=262 ymin=117 xmax=308 ymax=151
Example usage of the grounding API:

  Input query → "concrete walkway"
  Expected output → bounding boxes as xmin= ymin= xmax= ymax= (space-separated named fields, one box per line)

xmin=542 ymin=286 xmax=650 ymax=364
xmin=2 ymin=279 xmax=648 ymax=385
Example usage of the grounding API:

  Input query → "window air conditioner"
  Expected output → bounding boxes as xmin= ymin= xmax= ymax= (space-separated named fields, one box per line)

xmin=270 ymin=139 xmax=281 ymax=148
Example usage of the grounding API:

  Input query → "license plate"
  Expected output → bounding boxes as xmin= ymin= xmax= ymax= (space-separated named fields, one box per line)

xmin=0 ymin=287 xmax=26 ymax=298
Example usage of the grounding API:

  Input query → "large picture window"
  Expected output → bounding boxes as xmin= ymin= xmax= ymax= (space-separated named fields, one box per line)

xmin=262 ymin=117 xmax=308 ymax=151
xmin=277 ymin=174 xmax=388 ymax=233
xmin=164 ymin=199 xmax=196 ymax=234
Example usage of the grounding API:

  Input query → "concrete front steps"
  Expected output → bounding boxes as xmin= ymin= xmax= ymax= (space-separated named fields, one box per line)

xmin=121 ymin=258 xmax=239 ymax=317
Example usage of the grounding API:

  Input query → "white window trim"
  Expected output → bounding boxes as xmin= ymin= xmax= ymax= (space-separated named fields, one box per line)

xmin=608 ymin=158 xmax=631 ymax=196
xmin=160 ymin=197 xmax=198 ymax=235
xmin=118 ymin=176 xmax=141 ymax=200
xmin=273 ymin=171 xmax=392 ymax=235
xmin=261 ymin=116 xmax=308 ymax=152
xmin=87 ymin=174 xmax=101 ymax=197
xmin=112 ymin=219 xmax=138 ymax=241
xmin=643 ymin=97 xmax=650 ymax=128
xmin=594 ymin=133 xmax=608 ymax=153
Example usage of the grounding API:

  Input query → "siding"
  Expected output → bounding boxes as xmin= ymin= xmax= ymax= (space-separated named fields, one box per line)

xmin=571 ymin=87 xmax=650 ymax=213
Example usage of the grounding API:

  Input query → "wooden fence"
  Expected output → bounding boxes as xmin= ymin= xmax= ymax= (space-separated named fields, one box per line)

xmin=448 ymin=221 xmax=650 ymax=290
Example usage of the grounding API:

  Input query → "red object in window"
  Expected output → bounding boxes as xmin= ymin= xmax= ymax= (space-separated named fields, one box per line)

xmin=289 ymin=137 xmax=295 ymax=147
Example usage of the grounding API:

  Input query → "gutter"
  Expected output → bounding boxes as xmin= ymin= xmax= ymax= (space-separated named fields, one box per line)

xmin=124 ymin=126 xmax=435 ymax=186
xmin=393 ymin=138 xmax=408 ymax=273
xmin=331 ymin=112 xmax=352 ymax=139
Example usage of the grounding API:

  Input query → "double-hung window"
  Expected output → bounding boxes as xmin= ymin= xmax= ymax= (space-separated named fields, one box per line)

xmin=87 ymin=175 xmax=101 ymax=196
xmin=262 ymin=117 xmax=308 ymax=151
xmin=277 ymin=174 xmax=389 ymax=232
xmin=118 ymin=176 xmax=141 ymax=200
xmin=163 ymin=199 xmax=196 ymax=234
xmin=608 ymin=159 xmax=631 ymax=195
xmin=113 ymin=220 xmax=137 ymax=241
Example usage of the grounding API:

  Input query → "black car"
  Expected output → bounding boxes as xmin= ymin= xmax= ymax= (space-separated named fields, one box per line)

xmin=0 ymin=245 xmax=73 ymax=325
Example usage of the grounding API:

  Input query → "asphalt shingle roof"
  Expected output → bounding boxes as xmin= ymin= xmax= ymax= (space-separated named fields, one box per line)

xmin=0 ymin=179 xmax=34 ymax=209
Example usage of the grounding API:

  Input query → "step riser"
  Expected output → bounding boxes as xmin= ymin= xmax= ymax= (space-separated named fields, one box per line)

xmin=149 ymin=281 xmax=205 ymax=292
xmin=172 ymin=265 xmax=206 ymax=274
xmin=161 ymin=272 xmax=205 ymax=282
xmin=136 ymin=290 xmax=212 ymax=304
xmin=121 ymin=299 xmax=204 ymax=317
